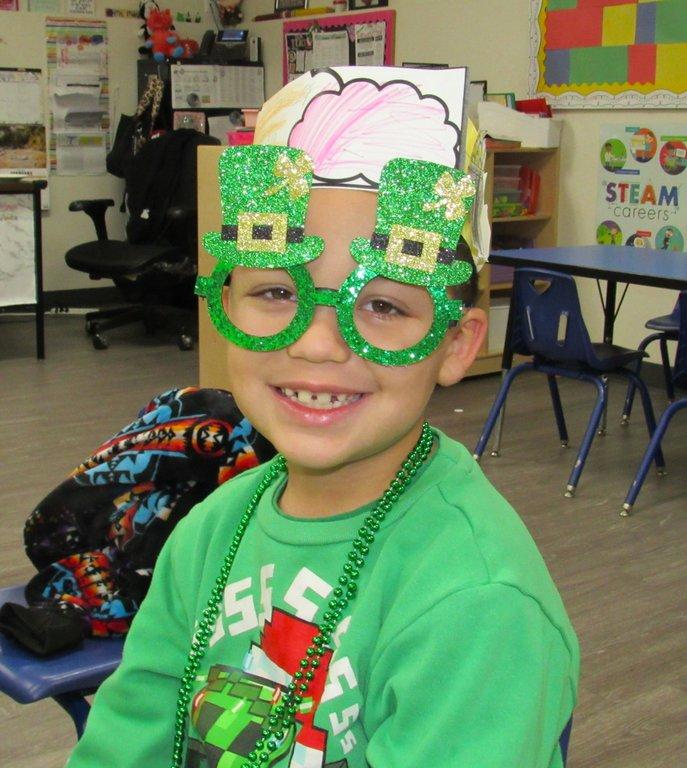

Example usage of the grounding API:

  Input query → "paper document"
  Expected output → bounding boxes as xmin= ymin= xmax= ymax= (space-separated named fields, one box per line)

xmin=172 ymin=65 xmax=265 ymax=109
xmin=0 ymin=69 xmax=47 ymax=174
xmin=354 ymin=23 xmax=385 ymax=66
xmin=55 ymin=133 xmax=106 ymax=175
xmin=312 ymin=30 xmax=350 ymax=70
xmin=0 ymin=70 xmax=43 ymax=124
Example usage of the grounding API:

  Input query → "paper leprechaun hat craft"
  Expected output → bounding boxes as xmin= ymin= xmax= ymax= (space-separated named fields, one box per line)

xmin=350 ymin=158 xmax=476 ymax=289
xmin=200 ymin=144 xmax=324 ymax=271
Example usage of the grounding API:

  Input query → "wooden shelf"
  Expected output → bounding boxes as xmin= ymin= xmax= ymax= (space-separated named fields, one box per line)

xmin=466 ymin=144 xmax=560 ymax=379
xmin=486 ymin=144 xmax=558 ymax=155
xmin=491 ymin=213 xmax=552 ymax=223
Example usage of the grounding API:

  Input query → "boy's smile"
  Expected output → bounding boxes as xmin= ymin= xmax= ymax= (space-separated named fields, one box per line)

xmin=225 ymin=188 xmax=486 ymax=516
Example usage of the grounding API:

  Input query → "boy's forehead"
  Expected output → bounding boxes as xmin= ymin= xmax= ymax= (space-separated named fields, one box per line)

xmin=304 ymin=188 xmax=378 ymax=239
xmin=303 ymin=188 xmax=378 ymax=281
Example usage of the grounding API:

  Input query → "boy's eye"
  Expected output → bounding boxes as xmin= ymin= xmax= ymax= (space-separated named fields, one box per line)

xmin=252 ymin=286 xmax=297 ymax=303
xmin=360 ymin=298 xmax=407 ymax=318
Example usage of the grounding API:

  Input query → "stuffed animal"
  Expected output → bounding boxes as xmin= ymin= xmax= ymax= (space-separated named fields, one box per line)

xmin=145 ymin=8 xmax=184 ymax=62
xmin=218 ymin=0 xmax=243 ymax=26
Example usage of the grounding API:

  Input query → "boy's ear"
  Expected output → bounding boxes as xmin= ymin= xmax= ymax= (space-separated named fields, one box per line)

xmin=436 ymin=307 xmax=488 ymax=387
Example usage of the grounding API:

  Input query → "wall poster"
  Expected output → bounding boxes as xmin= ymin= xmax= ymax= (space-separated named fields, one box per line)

xmin=530 ymin=0 xmax=687 ymax=109
xmin=45 ymin=17 xmax=109 ymax=174
xmin=596 ymin=124 xmax=687 ymax=251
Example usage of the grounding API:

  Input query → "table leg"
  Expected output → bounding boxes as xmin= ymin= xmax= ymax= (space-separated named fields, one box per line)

xmin=33 ymin=186 xmax=45 ymax=360
xmin=603 ymin=279 xmax=617 ymax=345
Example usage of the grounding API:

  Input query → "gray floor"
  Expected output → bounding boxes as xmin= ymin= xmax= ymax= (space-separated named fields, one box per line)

xmin=1 ymin=313 xmax=685 ymax=768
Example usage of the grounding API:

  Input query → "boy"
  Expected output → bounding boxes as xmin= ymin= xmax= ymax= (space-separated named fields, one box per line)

xmin=68 ymin=67 xmax=578 ymax=768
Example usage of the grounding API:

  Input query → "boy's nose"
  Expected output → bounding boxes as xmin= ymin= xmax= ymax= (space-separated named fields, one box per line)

xmin=287 ymin=305 xmax=350 ymax=364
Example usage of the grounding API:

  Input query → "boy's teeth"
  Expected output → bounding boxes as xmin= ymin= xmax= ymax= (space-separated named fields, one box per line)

xmin=280 ymin=388 xmax=361 ymax=409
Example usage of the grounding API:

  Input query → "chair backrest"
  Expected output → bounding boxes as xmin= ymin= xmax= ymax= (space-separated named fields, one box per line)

xmin=124 ymin=129 xmax=220 ymax=246
xmin=673 ymin=291 xmax=687 ymax=389
xmin=511 ymin=267 xmax=595 ymax=365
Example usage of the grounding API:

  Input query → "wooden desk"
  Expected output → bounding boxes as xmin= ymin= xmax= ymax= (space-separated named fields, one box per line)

xmin=0 ymin=178 xmax=48 ymax=359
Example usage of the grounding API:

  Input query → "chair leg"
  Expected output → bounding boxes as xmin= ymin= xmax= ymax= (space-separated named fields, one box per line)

xmin=621 ymin=332 xmax=660 ymax=424
xmin=565 ymin=377 xmax=606 ymax=498
xmin=626 ymin=370 xmax=667 ymax=472
xmin=474 ymin=364 xmax=532 ymax=461
xmin=622 ymin=400 xmax=687 ymax=515
xmin=54 ymin=691 xmax=92 ymax=739
xmin=659 ymin=335 xmax=675 ymax=403
xmin=598 ymin=375 xmax=609 ymax=436
xmin=547 ymin=375 xmax=569 ymax=446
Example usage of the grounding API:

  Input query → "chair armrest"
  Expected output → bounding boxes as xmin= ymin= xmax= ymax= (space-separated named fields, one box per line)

xmin=68 ymin=199 xmax=115 ymax=241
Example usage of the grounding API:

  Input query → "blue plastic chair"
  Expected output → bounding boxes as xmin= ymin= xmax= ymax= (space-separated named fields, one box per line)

xmin=559 ymin=716 xmax=573 ymax=766
xmin=0 ymin=584 xmax=124 ymax=738
xmin=474 ymin=268 xmax=665 ymax=497
xmin=622 ymin=291 xmax=687 ymax=515
xmin=621 ymin=297 xmax=680 ymax=423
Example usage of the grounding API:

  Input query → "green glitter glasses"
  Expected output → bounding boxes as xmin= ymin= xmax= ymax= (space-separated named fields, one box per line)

xmin=196 ymin=145 xmax=476 ymax=366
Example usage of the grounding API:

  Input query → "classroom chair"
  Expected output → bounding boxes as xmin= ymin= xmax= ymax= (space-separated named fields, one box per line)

xmin=621 ymin=296 xmax=680 ymax=423
xmin=622 ymin=291 xmax=687 ymax=515
xmin=474 ymin=267 xmax=665 ymax=498
xmin=65 ymin=129 xmax=220 ymax=351
xmin=0 ymin=584 xmax=124 ymax=738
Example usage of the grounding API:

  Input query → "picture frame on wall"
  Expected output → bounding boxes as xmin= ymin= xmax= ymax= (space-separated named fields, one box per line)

xmin=349 ymin=0 xmax=388 ymax=9
xmin=275 ymin=0 xmax=308 ymax=11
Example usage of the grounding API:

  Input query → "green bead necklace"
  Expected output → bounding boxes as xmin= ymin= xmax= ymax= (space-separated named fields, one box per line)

xmin=170 ymin=421 xmax=434 ymax=768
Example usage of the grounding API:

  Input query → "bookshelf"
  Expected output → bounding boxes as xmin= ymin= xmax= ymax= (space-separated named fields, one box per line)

xmin=470 ymin=145 xmax=560 ymax=377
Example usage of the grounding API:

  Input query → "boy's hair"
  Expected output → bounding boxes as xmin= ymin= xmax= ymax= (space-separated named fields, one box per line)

xmin=449 ymin=237 xmax=477 ymax=306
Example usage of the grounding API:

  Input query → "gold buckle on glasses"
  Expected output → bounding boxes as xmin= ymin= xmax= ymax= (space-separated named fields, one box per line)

xmin=385 ymin=224 xmax=442 ymax=274
xmin=236 ymin=212 xmax=289 ymax=253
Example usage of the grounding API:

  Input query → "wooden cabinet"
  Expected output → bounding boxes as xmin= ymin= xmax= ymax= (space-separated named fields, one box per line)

xmin=469 ymin=145 xmax=560 ymax=377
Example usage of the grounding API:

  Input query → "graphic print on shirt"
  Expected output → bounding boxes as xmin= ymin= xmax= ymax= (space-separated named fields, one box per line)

xmin=185 ymin=607 xmax=349 ymax=768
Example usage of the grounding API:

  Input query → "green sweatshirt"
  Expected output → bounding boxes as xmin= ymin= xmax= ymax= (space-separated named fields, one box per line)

xmin=67 ymin=428 xmax=579 ymax=768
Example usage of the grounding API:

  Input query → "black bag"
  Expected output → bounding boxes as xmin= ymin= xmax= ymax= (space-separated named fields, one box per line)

xmin=106 ymin=113 xmax=137 ymax=177
xmin=106 ymin=75 xmax=165 ymax=178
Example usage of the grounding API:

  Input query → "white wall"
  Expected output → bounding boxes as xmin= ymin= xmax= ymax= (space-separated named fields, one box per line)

xmin=0 ymin=0 xmax=210 ymax=292
xmin=242 ymin=0 xmax=683 ymax=360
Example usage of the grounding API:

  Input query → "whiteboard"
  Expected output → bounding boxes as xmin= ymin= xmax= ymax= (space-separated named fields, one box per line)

xmin=0 ymin=194 xmax=36 ymax=306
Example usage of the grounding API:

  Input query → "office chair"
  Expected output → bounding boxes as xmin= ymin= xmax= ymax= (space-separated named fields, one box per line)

xmin=622 ymin=291 xmax=687 ymax=515
xmin=474 ymin=268 xmax=665 ymax=497
xmin=0 ymin=584 xmax=124 ymax=738
xmin=65 ymin=129 xmax=220 ymax=350
xmin=621 ymin=297 xmax=680 ymax=423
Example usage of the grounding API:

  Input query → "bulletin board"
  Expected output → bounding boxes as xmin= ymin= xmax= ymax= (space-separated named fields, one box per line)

xmin=283 ymin=10 xmax=395 ymax=85
xmin=529 ymin=0 xmax=687 ymax=109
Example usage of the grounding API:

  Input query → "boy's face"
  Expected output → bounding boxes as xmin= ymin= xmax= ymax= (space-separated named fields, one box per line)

xmin=224 ymin=188 xmax=485 ymax=475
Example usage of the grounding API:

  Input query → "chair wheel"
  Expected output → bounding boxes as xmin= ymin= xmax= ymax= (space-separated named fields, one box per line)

xmin=92 ymin=334 xmax=109 ymax=350
xmin=178 ymin=334 xmax=194 ymax=351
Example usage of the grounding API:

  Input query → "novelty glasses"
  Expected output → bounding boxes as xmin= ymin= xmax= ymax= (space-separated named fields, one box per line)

xmin=196 ymin=146 xmax=475 ymax=367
